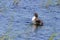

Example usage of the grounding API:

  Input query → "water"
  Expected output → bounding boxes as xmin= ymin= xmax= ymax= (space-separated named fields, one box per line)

xmin=0 ymin=0 xmax=60 ymax=40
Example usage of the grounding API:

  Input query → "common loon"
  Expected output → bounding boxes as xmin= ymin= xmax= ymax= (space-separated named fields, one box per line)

xmin=32 ymin=13 xmax=43 ymax=26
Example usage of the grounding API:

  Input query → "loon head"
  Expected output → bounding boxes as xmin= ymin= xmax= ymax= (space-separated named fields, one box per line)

xmin=32 ymin=13 xmax=38 ymax=22
xmin=34 ymin=13 xmax=38 ymax=18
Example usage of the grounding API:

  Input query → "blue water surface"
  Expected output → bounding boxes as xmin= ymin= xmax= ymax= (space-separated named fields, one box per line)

xmin=0 ymin=0 xmax=60 ymax=40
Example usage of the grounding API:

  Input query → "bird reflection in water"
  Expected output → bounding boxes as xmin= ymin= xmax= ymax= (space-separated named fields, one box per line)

xmin=32 ymin=24 xmax=43 ymax=32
